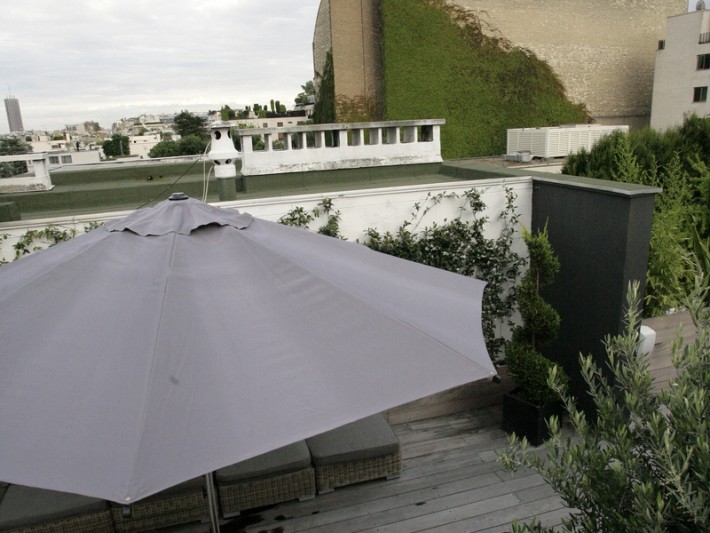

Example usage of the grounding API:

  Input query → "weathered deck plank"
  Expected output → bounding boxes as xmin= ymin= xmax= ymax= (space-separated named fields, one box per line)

xmin=643 ymin=310 xmax=697 ymax=390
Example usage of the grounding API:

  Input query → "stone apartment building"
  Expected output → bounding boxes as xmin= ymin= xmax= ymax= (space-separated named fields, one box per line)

xmin=313 ymin=0 xmax=685 ymax=128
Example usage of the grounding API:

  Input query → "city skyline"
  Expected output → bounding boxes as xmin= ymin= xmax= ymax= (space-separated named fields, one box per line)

xmin=0 ymin=0 xmax=321 ymax=134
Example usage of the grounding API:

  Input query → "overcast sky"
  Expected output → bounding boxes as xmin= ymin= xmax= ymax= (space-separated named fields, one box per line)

xmin=0 ymin=0 xmax=321 ymax=133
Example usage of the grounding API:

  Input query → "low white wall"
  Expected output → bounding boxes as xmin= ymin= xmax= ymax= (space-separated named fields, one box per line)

xmin=0 ymin=177 xmax=532 ymax=264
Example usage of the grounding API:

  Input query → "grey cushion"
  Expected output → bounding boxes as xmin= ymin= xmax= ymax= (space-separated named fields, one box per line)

xmin=0 ymin=485 xmax=107 ymax=530
xmin=306 ymin=414 xmax=399 ymax=466
xmin=215 ymin=441 xmax=311 ymax=483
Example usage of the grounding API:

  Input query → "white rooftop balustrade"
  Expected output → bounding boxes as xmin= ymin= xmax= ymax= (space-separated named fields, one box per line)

xmin=212 ymin=119 xmax=445 ymax=176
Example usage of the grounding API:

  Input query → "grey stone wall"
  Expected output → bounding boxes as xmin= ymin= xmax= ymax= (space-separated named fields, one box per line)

xmin=449 ymin=1 xmax=685 ymax=125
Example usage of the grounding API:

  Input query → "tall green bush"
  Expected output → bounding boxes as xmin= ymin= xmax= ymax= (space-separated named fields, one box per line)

xmin=0 ymin=136 xmax=31 ymax=177
xmin=312 ymin=51 xmax=336 ymax=125
xmin=380 ymin=0 xmax=588 ymax=159
xmin=562 ymin=115 xmax=710 ymax=316
xmin=506 ymin=225 xmax=567 ymax=406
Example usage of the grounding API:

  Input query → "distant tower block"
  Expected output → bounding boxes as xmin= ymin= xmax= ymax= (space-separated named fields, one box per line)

xmin=4 ymin=96 xmax=24 ymax=133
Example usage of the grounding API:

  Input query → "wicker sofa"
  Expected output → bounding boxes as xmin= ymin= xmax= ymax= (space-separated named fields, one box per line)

xmin=0 ymin=484 xmax=114 ymax=533
xmin=0 ymin=415 xmax=401 ymax=530
xmin=215 ymin=440 xmax=316 ymax=518
xmin=306 ymin=413 xmax=401 ymax=494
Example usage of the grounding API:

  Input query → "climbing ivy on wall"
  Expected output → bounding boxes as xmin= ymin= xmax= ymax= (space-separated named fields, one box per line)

xmin=312 ymin=51 xmax=336 ymax=125
xmin=380 ymin=0 xmax=589 ymax=159
xmin=0 ymin=222 xmax=102 ymax=264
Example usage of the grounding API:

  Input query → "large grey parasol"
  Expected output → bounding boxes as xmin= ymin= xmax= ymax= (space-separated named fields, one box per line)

xmin=0 ymin=194 xmax=495 ymax=526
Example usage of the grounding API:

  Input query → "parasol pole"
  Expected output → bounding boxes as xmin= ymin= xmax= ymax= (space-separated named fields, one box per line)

xmin=204 ymin=472 xmax=221 ymax=532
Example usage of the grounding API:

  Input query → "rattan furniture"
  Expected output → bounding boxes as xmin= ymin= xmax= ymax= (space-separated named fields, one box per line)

xmin=215 ymin=440 xmax=316 ymax=518
xmin=110 ymin=476 xmax=208 ymax=532
xmin=306 ymin=414 xmax=401 ymax=494
xmin=0 ymin=484 xmax=114 ymax=533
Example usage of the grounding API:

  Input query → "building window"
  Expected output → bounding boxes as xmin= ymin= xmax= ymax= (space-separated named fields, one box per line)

xmin=694 ymin=86 xmax=708 ymax=103
xmin=49 ymin=156 xmax=59 ymax=164
xmin=61 ymin=155 xmax=72 ymax=164
xmin=700 ymin=32 xmax=710 ymax=44
xmin=699 ymin=54 xmax=710 ymax=70
xmin=658 ymin=40 xmax=665 ymax=50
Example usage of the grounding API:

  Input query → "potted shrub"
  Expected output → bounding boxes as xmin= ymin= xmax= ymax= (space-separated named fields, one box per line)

xmin=501 ymin=225 xmax=568 ymax=446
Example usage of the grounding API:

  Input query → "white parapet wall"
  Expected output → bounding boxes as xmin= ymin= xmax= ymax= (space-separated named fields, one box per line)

xmin=0 ymin=153 xmax=53 ymax=193
xmin=506 ymin=124 xmax=629 ymax=158
xmin=236 ymin=119 xmax=445 ymax=176
xmin=0 ymin=176 xmax=532 ymax=264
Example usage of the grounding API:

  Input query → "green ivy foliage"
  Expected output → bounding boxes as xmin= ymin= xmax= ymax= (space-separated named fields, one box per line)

xmin=0 ymin=223 xmax=103 ymax=264
xmin=380 ymin=0 xmax=588 ymax=159
xmin=364 ymin=188 xmax=525 ymax=362
xmin=278 ymin=198 xmax=342 ymax=238
xmin=500 ymin=278 xmax=710 ymax=532
xmin=312 ymin=51 xmax=336 ymax=125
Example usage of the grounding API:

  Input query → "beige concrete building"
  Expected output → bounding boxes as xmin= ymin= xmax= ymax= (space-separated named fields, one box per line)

xmin=651 ymin=6 xmax=710 ymax=130
xmin=313 ymin=0 xmax=685 ymax=127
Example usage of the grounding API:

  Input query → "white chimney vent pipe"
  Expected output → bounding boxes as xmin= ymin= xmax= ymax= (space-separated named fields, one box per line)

xmin=207 ymin=124 xmax=239 ymax=178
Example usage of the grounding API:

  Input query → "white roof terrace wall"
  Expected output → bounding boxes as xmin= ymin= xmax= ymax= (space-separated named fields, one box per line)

xmin=0 ymin=176 xmax=532 ymax=266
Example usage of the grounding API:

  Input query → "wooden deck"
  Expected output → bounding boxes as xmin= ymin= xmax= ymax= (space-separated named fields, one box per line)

xmin=220 ymin=406 xmax=570 ymax=533
xmin=642 ymin=310 xmax=696 ymax=392
xmin=213 ymin=311 xmax=693 ymax=533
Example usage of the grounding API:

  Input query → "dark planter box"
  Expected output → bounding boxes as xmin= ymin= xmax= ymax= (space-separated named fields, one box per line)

xmin=501 ymin=388 xmax=564 ymax=446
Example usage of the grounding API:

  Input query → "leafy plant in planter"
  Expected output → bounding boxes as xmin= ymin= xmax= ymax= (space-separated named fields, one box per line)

xmin=502 ymin=224 xmax=568 ymax=445
xmin=499 ymin=278 xmax=710 ymax=532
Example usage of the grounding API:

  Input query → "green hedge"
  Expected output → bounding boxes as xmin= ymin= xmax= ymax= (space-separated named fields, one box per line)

xmin=380 ymin=0 xmax=588 ymax=159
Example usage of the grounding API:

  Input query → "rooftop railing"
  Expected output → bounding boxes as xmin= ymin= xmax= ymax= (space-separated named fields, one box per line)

xmin=230 ymin=119 xmax=445 ymax=176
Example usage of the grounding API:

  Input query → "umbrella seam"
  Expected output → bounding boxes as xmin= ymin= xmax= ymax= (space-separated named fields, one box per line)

xmin=123 ymin=231 xmax=179 ymax=503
